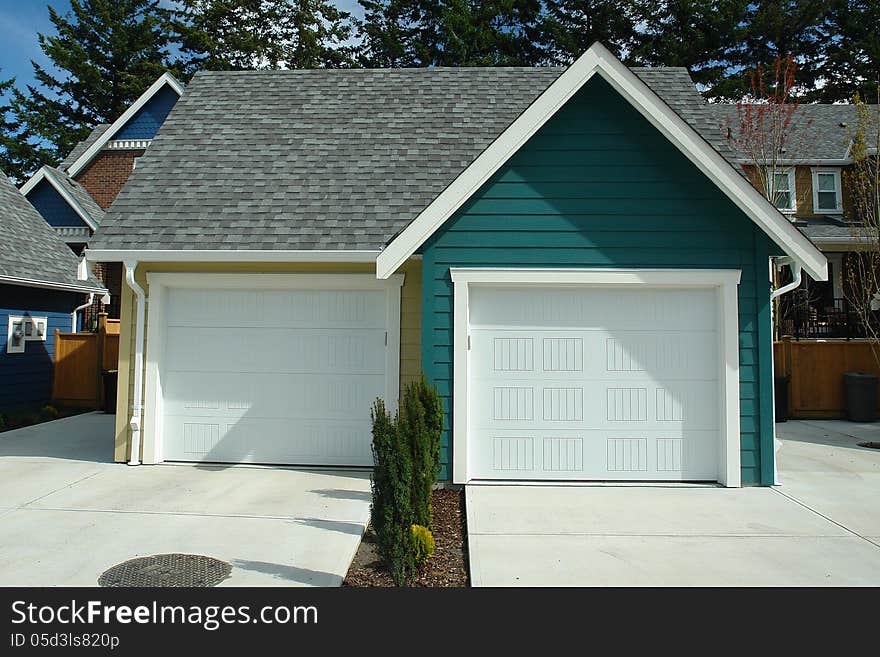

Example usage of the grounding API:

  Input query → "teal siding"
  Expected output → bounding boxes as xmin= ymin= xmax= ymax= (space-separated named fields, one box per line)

xmin=420 ymin=76 xmax=778 ymax=485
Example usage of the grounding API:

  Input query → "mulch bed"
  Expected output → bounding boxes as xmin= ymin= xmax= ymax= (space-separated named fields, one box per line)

xmin=343 ymin=488 xmax=469 ymax=587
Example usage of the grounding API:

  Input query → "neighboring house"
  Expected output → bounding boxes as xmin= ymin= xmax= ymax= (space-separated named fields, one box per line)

xmin=0 ymin=170 xmax=106 ymax=411
xmin=87 ymin=44 xmax=826 ymax=487
xmin=712 ymin=103 xmax=866 ymax=339
xmin=18 ymin=73 xmax=184 ymax=324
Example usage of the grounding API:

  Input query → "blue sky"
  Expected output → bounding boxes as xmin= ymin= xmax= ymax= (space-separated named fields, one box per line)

xmin=0 ymin=0 xmax=365 ymax=91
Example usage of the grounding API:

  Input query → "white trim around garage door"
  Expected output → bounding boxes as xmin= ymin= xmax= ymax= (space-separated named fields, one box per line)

xmin=141 ymin=272 xmax=404 ymax=464
xmin=449 ymin=268 xmax=743 ymax=487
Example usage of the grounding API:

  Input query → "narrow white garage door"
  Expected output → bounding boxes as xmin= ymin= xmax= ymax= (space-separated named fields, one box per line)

xmin=160 ymin=286 xmax=387 ymax=465
xmin=469 ymin=286 xmax=720 ymax=481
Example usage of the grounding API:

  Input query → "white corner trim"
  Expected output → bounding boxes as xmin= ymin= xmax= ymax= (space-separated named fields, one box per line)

xmin=19 ymin=167 xmax=99 ymax=231
xmin=376 ymin=42 xmax=827 ymax=283
xmin=66 ymin=72 xmax=184 ymax=178
xmin=811 ymin=167 xmax=844 ymax=214
xmin=141 ymin=272 xmax=404 ymax=464
xmin=449 ymin=267 xmax=742 ymax=487
xmin=85 ymin=249 xmax=380 ymax=263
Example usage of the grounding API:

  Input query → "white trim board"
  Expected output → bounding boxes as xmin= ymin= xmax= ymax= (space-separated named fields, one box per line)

xmin=448 ymin=267 xmax=743 ymax=487
xmin=65 ymin=72 xmax=184 ymax=178
xmin=19 ymin=167 xmax=99 ymax=231
xmin=376 ymin=42 xmax=827 ymax=282
xmin=140 ymin=272 xmax=404 ymax=465
xmin=86 ymin=249 xmax=380 ymax=263
xmin=0 ymin=274 xmax=106 ymax=295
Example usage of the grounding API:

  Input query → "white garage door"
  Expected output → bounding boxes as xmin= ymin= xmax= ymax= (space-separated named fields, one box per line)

xmin=469 ymin=286 xmax=720 ymax=481
xmin=160 ymin=286 xmax=388 ymax=465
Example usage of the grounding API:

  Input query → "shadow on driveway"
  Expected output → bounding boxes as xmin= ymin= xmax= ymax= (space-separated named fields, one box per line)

xmin=229 ymin=559 xmax=341 ymax=586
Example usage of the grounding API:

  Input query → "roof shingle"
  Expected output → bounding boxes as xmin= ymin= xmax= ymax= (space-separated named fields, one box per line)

xmin=91 ymin=66 xmax=727 ymax=252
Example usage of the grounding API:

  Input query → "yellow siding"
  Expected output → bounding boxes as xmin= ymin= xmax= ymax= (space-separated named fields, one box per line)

xmin=113 ymin=259 xmax=422 ymax=462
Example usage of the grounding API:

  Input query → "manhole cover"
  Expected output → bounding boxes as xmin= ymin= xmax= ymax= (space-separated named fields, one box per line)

xmin=858 ymin=442 xmax=880 ymax=450
xmin=98 ymin=554 xmax=231 ymax=587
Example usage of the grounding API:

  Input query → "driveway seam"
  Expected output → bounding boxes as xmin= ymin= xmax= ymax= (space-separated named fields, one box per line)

xmin=771 ymin=486 xmax=880 ymax=550
xmin=13 ymin=470 xmax=108 ymax=511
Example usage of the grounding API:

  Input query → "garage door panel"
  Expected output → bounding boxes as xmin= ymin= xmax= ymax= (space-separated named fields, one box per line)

xmin=163 ymin=372 xmax=384 ymax=420
xmin=165 ymin=327 xmax=386 ymax=375
xmin=478 ymin=430 xmax=718 ymax=480
xmin=468 ymin=286 xmax=721 ymax=481
xmin=474 ymin=379 xmax=717 ymax=432
xmin=470 ymin=329 xmax=718 ymax=381
xmin=167 ymin=288 xmax=386 ymax=329
xmin=162 ymin=416 xmax=373 ymax=465
xmin=470 ymin=287 xmax=717 ymax=331
xmin=160 ymin=284 xmax=387 ymax=466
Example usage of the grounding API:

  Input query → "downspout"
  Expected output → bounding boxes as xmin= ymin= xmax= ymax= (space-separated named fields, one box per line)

xmin=124 ymin=260 xmax=146 ymax=466
xmin=71 ymin=293 xmax=94 ymax=332
xmin=769 ymin=256 xmax=802 ymax=485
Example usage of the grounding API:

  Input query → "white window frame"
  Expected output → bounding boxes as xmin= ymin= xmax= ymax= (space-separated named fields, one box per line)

xmin=141 ymin=272 xmax=404 ymax=464
xmin=768 ymin=168 xmax=797 ymax=213
xmin=811 ymin=168 xmax=843 ymax=214
xmin=449 ymin=267 xmax=743 ymax=487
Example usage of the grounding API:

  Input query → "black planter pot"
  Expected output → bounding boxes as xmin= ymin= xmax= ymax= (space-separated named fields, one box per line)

xmin=843 ymin=371 xmax=878 ymax=423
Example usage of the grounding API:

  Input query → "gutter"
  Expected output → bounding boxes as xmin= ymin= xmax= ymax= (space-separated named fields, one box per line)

xmin=71 ymin=293 xmax=94 ymax=332
xmin=124 ymin=261 xmax=146 ymax=466
xmin=0 ymin=274 xmax=106 ymax=295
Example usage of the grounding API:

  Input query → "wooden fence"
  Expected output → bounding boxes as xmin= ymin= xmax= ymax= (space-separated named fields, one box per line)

xmin=774 ymin=339 xmax=880 ymax=419
xmin=52 ymin=314 xmax=120 ymax=409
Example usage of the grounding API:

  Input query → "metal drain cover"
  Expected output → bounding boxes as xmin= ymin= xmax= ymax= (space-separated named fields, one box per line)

xmin=99 ymin=554 xmax=231 ymax=588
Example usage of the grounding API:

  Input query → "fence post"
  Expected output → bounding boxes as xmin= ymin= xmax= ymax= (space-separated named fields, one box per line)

xmin=96 ymin=313 xmax=107 ymax=411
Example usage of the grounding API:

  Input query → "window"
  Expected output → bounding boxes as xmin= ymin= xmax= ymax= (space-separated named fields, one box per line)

xmin=812 ymin=168 xmax=842 ymax=213
xmin=768 ymin=169 xmax=796 ymax=212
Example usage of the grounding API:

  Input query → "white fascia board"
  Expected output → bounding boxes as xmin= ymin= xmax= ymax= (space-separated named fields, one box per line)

xmin=66 ymin=72 xmax=184 ymax=178
xmin=0 ymin=274 xmax=107 ymax=294
xmin=376 ymin=41 xmax=828 ymax=283
xmin=19 ymin=167 xmax=98 ymax=232
xmin=19 ymin=167 xmax=46 ymax=195
xmin=85 ymin=248 xmax=380 ymax=263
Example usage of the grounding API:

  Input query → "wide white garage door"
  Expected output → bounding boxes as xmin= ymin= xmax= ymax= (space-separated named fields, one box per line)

xmin=469 ymin=286 xmax=720 ymax=481
xmin=160 ymin=286 xmax=387 ymax=465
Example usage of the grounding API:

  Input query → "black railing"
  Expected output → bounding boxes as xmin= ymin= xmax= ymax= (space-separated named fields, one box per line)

xmin=778 ymin=295 xmax=866 ymax=340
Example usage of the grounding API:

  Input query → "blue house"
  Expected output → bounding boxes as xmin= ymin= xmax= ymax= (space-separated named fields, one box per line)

xmin=0 ymin=170 xmax=106 ymax=411
xmin=17 ymin=73 xmax=184 ymax=325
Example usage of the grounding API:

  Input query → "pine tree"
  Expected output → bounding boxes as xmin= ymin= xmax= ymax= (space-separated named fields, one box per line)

xmin=356 ymin=0 xmax=542 ymax=68
xmin=5 ymin=0 xmax=173 ymax=178
xmin=633 ymin=0 xmax=748 ymax=92
xmin=538 ymin=0 xmax=645 ymax=65
xmin=812 ymin=0 xmax=880 ymax=102
xmin=715 ymin=0 xmax=831 ymax=99
xmin=172 ymin=0 xmax=356 ymax=75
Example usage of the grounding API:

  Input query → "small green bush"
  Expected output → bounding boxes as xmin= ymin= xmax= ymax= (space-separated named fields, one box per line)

xmin=370 ymin=398 xmax=416 ymax=586
xmin=399 ymin=375 xmax=444 ymax=529
xmin=40 ymin=405 xmax=59 ymax=421
xmin=411 ymin=524 xmax=435 ymax=566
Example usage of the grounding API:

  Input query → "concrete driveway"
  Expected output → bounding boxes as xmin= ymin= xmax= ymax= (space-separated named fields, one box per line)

xmin=0 ymin=413 xmax=371 ymax=587
xmin=467 ymin=420 xmax=880 ymax=586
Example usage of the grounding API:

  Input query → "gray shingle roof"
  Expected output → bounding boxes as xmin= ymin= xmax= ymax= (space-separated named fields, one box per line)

xmin=91 ymin=66 xmax=732 ymax=252
xmin=59 ymin=124 xmax=111 ymax=171
xmin=0 ymin=170 xmax=105 ymax=291
xmin=709 ymin=103 xmax=859 ymax=161
xmin=45 ymin=166 xmax=105 ymax=227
